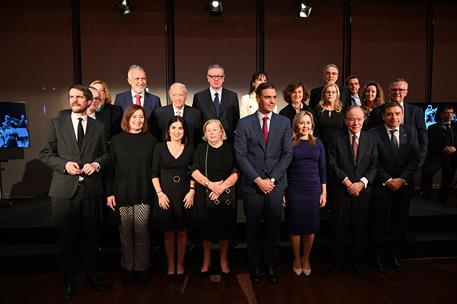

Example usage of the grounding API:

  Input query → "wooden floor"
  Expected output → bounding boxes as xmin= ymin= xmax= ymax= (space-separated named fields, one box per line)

xmin=1 ymin=258 xmax=456 ymax=304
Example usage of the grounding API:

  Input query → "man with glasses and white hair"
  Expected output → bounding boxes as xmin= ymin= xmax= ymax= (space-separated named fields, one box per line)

xmin=309 ymin=64 xmax=351 ymax=109
xmin=192 ymin=64 xmax=239 ymax=142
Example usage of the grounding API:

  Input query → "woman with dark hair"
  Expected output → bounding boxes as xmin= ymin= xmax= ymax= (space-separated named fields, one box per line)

xmin=361 ymin=81 xmax=385 ymax=119
xmin=239 ymin=71 xmax=277 ymax=118
xmin=283 ymin=111 xmax=326 ymax=276
xmin=151 ymin=116 xmax=195 ymax=279
xmin=106 ymin=104 xmax=157 ymax=283
xmin=279 ymin=82 xmax=315 ymax=127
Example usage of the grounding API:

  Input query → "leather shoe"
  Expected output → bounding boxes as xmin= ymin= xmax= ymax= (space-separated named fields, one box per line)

xmin=391 ymin=257 xmax=404 ymax=272
xmin=266 ymin=266 xmax=279 ymax=284
xmin=250 ymin=267 xmax=261 ymax=284
xmin=86 ymin=272 xmax=107 ymax=291
xmin=122 ymin=270 xmax=135 ymax=284
xmin=352 ymin=264 xmax=367 ymax=277
xmin=374 ymin=258 xmax=385 ymax=273
xmin=63 ymin=275 xmax=75 ymax=301
xmin=140 ymin=270 xmax=152 ymax=283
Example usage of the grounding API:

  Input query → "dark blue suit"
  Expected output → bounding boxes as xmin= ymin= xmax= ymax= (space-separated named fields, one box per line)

xmin=114 ymin=90 xmax=161 ymax=122
xmin=234 ymin=112 xmax=292 ymax=267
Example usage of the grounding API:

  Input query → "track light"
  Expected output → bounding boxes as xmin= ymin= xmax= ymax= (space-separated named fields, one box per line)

xmin=209 ymin=1 xmax=223 ymax=17
xmin=299 ymin=1 xmax=312 ymax=18
xmin=118 ymin=0 xmax=131 ymax=15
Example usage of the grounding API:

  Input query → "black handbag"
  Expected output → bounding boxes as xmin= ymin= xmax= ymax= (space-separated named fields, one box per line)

xmin=204 ymin=144 xmax=236 ymax=209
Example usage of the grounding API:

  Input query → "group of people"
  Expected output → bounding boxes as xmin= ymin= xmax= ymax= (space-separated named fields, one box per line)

xmin=39 ymin=62 xmax=455 ymax=301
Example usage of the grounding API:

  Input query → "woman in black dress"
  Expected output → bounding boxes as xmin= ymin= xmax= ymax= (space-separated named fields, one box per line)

xmin=191 ymin=119 xmax=239 ymax=277
xmin=106 ymin=104 xmax=157 ymax=283
xmin=151 ymin=116 xmax=195 ymax=278
xmin=279 ymin=82 xmax=315 ymax=127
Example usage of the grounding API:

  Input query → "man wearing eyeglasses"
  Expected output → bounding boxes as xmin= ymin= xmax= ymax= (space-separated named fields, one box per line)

xmin=309 ymin=64 xmax=351 ymax=109
xmin=367 ymin=78 xmax=427 ymax=163
xmin=192 ymin=64 xmax=239 ymax=142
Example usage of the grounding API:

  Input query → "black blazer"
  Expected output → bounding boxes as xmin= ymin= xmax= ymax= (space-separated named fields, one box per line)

xmin=40 ymin=112 xmax=109 ymax=199
xmin=327 ymin=130 xmax=378 ymax=203
xmin=309 ymin=85 xmax=350 ymax=109
xmin=152 ymin=104 xmax=202 ymax=145
xmin=425 ymin=122 xmax=457 ymax=162
xmin=96 ymin=103 xmax=123 ymax=140
xmin=278 ymin=103 xmax=317 ymax=128
xmin=366 ymin=102 xmax=427 ymax=163
xmin=369 ymin=124 xmax=421 ymax=186
xmin=192 ymin=88 xmax=239 ymax=142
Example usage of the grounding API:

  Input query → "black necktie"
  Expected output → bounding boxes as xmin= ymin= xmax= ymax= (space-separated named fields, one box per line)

xmin=390 ymin=129 xmax=399 ymax=156
xmin=214 ymin=92 xmax=220 ymax=118
xmin=77 ymin=118 xmax=84 ymax=150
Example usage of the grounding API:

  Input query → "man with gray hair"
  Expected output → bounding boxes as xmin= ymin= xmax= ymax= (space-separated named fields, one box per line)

xmin=309 ymin=64 xmax=350 ymax=109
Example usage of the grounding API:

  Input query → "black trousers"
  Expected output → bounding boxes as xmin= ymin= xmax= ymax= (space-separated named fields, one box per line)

xmin=332 ymin=198 xmax=370 ymax=266
xmin=51 ymin=184 xmax=100 ymax=274
xmin=420 ymin=156 xmax=457 ymax=202
xmin=242 ymin=189 xmax=283 ymax=268
xmin=371 ymin=184 xmax=412 ymax=258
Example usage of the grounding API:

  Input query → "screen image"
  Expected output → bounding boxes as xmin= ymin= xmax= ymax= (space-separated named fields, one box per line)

xmin=410 ymin=103 xmax=457 ymax=129
xmin=0 ymin=101 xmax=30 ymax=149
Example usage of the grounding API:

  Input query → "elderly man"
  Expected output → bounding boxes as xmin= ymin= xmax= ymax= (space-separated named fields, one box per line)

xmin=327 ymin=106 xmax=377 ymax=275
xmin=369 ymin=102 xmax=421 ymax=273
xmin=309 ymin=64 xmax=350 ymax=109
xmin=40 ymin=85 xmax=109 ymax=300
xmin=115 ymin=64 xmax=161 ymax=123
xmin=152 ymin=82 xmax=202 ymax=145
xmin=346 ymin=75 xmax=362 ymax=106
xmin=192 ymin=64 xmax=239 ymax=142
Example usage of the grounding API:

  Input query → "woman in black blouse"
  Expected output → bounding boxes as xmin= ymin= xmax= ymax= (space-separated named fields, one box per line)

xmin=279 ymin=82 xmax=315 ymax=127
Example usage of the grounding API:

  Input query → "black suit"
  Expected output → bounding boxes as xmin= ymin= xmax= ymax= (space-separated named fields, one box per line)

xmin=192 ymin=88 xmax=239 ymax=142
xmin=96 ymin=103 xmax=123 ymax=140
xmin=278 ymin=103 xmax=317 ymax=132
xmin=366 ymin=102 xmax=427 ymax=163
xmin=40 ymin=112 xmax=109 ymax=274
xmin=327 ymin=130 xmax=377 ymax=266
xmin=420 ymin=122 xmax=457 ymax=203
xmin=309 ymin=85 xmax=350 ymax=109
xmin=152 ymin=104 xmax=202 ymax=146
xmin=369 ymin=125 xmax=421 ymax=259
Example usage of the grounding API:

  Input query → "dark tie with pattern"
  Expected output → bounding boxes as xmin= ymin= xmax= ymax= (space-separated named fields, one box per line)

xmin=214 ymin=92 xmax=220 ymax=118
xmin=390 ymin=129 xmax=399 ymax=156
xmin=352 ymin=134 xmax=358 ymax=161
xmin=262 ymin=116 xmax=269 ymax=143
xmin=77 ymin=118 xmax=84 ymax=151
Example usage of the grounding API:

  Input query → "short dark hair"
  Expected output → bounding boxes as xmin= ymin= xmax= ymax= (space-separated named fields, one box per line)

xmin=382 ymin=101 xmax=403 ymax=114
xmin=256 ymin=82 xmax=276 ymax=96
xmin=249 ymin=71 xmax=268 ymax=93
xmin=165 ymin=116 xmax=188 ymax=145
xmin=283 ymin=82 xmax=309 ymax=104
xmin=121 ymin=104 xmax=149 ymax=133
xmin=345 ymin=75 xmax=359 ymax=86
xmin=439 ymin=104 xmax=454 ymax=113
xmin=69 ymin=84 xmax=92 ymax=100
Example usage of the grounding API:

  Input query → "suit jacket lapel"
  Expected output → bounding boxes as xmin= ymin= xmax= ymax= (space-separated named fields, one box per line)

xmin=64 ymin=113 xmax=80 ymax=151
xmin=82 ymin=118 xmax=95 ymax=153
xmin=253 ymin=114 xmax=266 ymax=151
xmin=379 ymin=127 xmax=398 ymax=161
xmin=398 ymin=126 xmax=409 ymax=161
xmin=205 ymin=89 xmax=217 ymax=117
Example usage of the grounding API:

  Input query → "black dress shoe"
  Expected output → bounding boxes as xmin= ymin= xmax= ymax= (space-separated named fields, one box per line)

xmin=331 ymin=264 xmax=341 ymax=275
xmin=63 ymin=275 xmax=75 ymax=301
xmin=352 ymin=264 xmax=367 ymax=277
xmin=122 ymin=270 xmax=135 ymax=284
xmin=250 ymin=267 xmax=261 ymax=284
xmin=374 ymin=258 xmax=385 ymax=273
xmin=266 ymin=266 xmax=279 ymax=284
xmin=139 ymin=270 xmax=152 ymax=283
xmin=86 ymin=272 xmax=107 ymax=291
xmin=391 ymin=257 xmax=404 ymax=272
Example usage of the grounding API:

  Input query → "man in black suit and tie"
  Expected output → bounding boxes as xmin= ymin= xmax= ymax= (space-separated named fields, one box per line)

xmin=366 ymin=78 xmax=427 ymax=163
xmin=420 ymin=105 xmax=457 ymax=204
xmin=152 ymin=82 xmax=202 ymax=145
xmin=346 ymin=75 xmax=362 ymax=106
xmin=40 ymin=85 xmax=110 ymax=300
xmin=309 ymin=64 xmax=350 ymax=109
xmin=235 ymin=82 xmax=293 ymax=284
xmin=192 ymin=64 xmax=239 ymax=142
xmin=369 ymin=102 xmax=421 ymax=273
xmin=114 ymin=64 xmax=161 ymax=126
xmin=327 ymin=106 xmax=377 ymax=275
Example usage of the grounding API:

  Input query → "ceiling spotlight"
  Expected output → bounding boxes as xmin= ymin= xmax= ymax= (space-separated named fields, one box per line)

xmin=299 ymin=1 xmax=312 ymax=18
xmin=118 ymin=0 xmax=131 ymax=15
xmin=209 ymin=1 xmax=223 ymax=17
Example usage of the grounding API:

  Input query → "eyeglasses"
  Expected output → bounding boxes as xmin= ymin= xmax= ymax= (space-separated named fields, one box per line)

xmin=208 ymin=75 xmax=224 ymax=80
xmin=390 ymin=89 xmax=407 ymax=93
xmin=93 ymin=97 xmax=102 ymax=101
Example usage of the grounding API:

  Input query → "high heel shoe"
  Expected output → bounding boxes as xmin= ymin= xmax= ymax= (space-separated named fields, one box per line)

xmin=303 ymin=268 xmax=312 ymax=277
xmin=293 ymin=263 xmax=303 ymax=276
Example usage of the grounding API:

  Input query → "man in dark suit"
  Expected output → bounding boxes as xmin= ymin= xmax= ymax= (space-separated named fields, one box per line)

xmin=40 ymin=85 xmax=110 ymax=300
xmin=420 ymin=105 xmax=457 ymax=204
xmin=366 ymin=78 xmax=427 ymax=163
xmin=309 ymin=64 xmax=350 ymax=109
xmin=234 ymin=82 xmax=293 ymax=284
xmin=327 ymin=106 xmax=377 ymax=275
xmin=346 ymin=75 xmax=362 ymax=106
xmin=369 ymin=102 xmax=421 ymax=273
xmin=192 ymin=64 xmax=239 ymax=142
xmin=114 ymin=64 xmax=161 ymax=125
xmin=152 ymin=82 xmax=202 ymax=145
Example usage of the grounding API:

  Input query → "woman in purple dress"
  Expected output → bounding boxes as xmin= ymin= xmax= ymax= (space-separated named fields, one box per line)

xmin=283 ymin=111 xmax=327 ymax=277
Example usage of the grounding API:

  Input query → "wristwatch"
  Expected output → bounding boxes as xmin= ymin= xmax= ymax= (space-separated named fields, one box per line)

xmin=270 ymin=178 xmax=276 ymax=184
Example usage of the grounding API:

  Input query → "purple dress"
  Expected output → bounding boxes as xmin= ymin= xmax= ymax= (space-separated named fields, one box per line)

xmin=285 ymin=139 xmax=327 ymax=235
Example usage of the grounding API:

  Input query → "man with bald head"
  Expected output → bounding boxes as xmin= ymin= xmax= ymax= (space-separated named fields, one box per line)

xmin=309 ymin=64 xmax=350 ymax=109
xmin=152 ymin=83 xmax=201 ymax=145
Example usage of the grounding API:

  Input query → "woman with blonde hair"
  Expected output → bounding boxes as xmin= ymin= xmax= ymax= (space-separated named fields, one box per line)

xmin=90 ymin=80 xmax=122 ymax=139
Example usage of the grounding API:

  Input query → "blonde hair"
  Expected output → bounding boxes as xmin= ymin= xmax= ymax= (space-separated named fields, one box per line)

xmin=292 ymin=111 xmax=317 ymax=146
xmin=319 ymin=83 xmax=343 ymax=112
xmin=202 ymin=119 xmax=227 ymax=142
xmin=90 ymin=80 xmax=112 ymax=104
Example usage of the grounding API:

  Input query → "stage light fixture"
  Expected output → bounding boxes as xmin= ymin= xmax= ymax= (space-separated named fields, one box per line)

xmin=118 ymin=0 xmax=131 ymax=15
xmin=299 ymin=1 xmax=312 ymax=18
xmin=209 ymin=1 xmax=223 ymax=17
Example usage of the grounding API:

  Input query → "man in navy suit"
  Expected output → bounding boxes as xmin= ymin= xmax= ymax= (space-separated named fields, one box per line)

xmin=369 ymin=102 xmax=421 ymax=273
xmin=114 ymin=64 xmax=161 ymax=126
xmin=366 ymin=78 xmax=427 ymax=163
xmin=192 ymin=64 xmax=239 ymax=142
xmin=152 ymin=82 xmax=202 ymax=145
xmin=309 ymin=64 xmax=350 ymax=109
xmin=327 ymin=106 xmax=377 ymax=275
xmin=235 ymin=82 xmax=293 ymax=284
